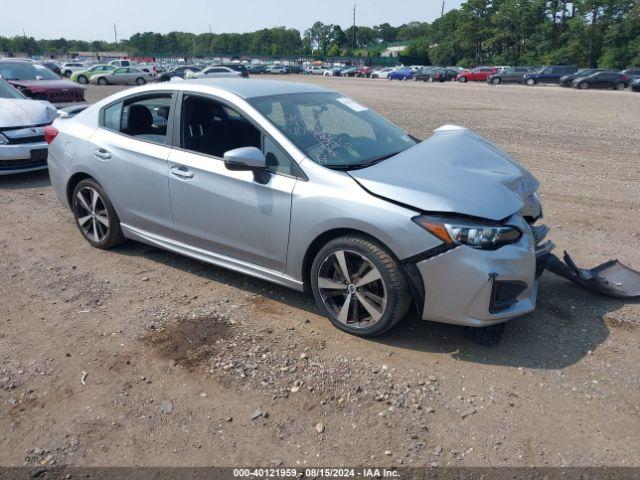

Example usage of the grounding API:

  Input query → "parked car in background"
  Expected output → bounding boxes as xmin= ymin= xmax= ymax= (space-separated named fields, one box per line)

xmin=157 ymin=66 xmax=202 ymax=82
xmin=456 ymin=67 xmax=497 ymax=83
xmin=340 ymin=67 xmax=358 ymax=77
xmin=90 ymin=67 xmax=154 ymax=86
xmin=248 ymin=64 xmax=267 ymax=74
xmin=621 ymin=68 xmax=640 ymax=78
xmin=71 ymin=65 xmax=116 ymax=84
xmin=223 ymin=64 xmax=249 ymax=78
xmin=572 ymin=71 xmax=629 ymax=90
xmin=630 ymin=77 xmax=640 ymax=92
xmin=267 ymin=65 xmax=288 ymax=74
xmin=42 ymin=62 xmax=61 ymax=76
xmin=0 ymin=78 xmax=58 ymax=174
xmin=523 ymin=65 xmax=577 ymax=85
xmin=357 ymin=66 xmax=375 ymax=78
xmin=370 ymin=67 xmax=395 ymax=79
xmin=323 ymin=67 xmax=342 ymax=77
xmin=309 ymin=66 xmax=325 ymax=75
xmin=558 ymin=68 xmax=604 ymax=87
xmin=60 ymin=62 xmax=88 ymax=77
xmin=46 ymin=78 xmax=549 ymax=338
xmin=0 ymin=60 xmax=85 ymax=105
xmin=388 ymin=67 xmax=414 ymax=81
xmin=414 ymin=67 xmax=458 ymax=82
xmin=487 ymin=66 xmax=532 ymax=84
xmin=193 ymin=66 xmax=243 ymax=79
xmin=109 ymin=60 xmax=131 ymax=68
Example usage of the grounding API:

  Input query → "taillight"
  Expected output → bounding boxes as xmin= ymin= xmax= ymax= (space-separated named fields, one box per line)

xmin=44 ymin=125 xmax=59 ymax=144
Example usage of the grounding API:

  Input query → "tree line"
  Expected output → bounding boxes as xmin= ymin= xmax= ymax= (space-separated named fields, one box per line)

xmin=1 ymin=0 xmax=638 ymax=68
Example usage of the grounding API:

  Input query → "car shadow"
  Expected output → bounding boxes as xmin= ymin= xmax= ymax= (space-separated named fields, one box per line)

xmin=114 ymin=241 xmax=623 ymax=370
xmin=0 ymin=170 xmax=51 ymax=189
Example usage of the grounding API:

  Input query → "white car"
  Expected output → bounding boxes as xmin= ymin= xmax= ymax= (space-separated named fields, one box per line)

xmin=109 ymin=60 xmax=131 ymax=68
xmin=60 ymin=62 xmax=88 ymax=77
xmin=192 ymin=66 xmax=242 ymax=79
xmin=0 ymin=78 xmax=57 ymax=174
xmin=268 ymin=66 xmax=287 ymax=74
xmin=371 ymin=68 xmax=396 ymax=79
xmin=309 ymin=67 xmax=325 ymax=75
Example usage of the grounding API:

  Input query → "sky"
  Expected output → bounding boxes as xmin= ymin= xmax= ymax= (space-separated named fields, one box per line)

xmin=3 ymin=0 xmax=464 ymax=41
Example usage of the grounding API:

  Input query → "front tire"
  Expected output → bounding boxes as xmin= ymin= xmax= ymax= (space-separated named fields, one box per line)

xmin=526 ymin=78 xmax=536 ymax=86
xmin=459 ymin=76 xmax=468 ymax=83
xmin=72 ymin=179 xmax=124 ymax=250
xmin=136 ymin=77 xmax=146 ymax=85
xmin=77 ymin=75 xmax=88 ymax=84
xmin=492 ymin=77 xmax=501 ymax=85
xmin=310 ymin=235 xmax=411 ymax=337
xmin=578 ymin=82 xmax=589 ymax=90
xmin=615 ymin=82 xmax=626 ymax=91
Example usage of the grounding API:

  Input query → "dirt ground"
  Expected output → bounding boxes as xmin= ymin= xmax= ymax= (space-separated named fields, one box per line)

xmin=1 ymin=77 xmax=639 ymax=468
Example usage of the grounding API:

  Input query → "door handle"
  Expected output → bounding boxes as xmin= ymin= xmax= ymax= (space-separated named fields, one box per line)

xmin=93 ymin=148 xmax=111 ymax=160
xmin=170 ymin=166 xmax=194 ymax=179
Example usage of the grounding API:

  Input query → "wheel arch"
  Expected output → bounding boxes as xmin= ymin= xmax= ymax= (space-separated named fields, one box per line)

xmin=66 ymin=172 xmax=94 ymax=207
xmin=300 ymin=228 xmax=396 ymax=292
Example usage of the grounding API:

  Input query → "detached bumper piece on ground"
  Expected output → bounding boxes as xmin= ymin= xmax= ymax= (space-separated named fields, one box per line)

xmin=546 ymin=251 xmax=640 ymax=298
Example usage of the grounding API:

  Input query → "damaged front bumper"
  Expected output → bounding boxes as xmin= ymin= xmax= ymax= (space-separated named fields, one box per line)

xmin=407 ymin=216 xmax=553 ymax=327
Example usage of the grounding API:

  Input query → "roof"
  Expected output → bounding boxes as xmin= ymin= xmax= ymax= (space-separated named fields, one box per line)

xmin=170 ymin=78 xmax=334 ymax=99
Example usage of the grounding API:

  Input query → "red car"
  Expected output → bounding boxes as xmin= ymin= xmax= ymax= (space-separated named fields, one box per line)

xmin=357 ymin=66 xmax=375 ymax=77
xmin=456 ymin=66 xmax=497 ymax=83
xmin=0 ymin=60 xmax=85 ymax=106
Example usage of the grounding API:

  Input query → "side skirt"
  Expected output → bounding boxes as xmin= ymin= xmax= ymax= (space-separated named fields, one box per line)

xmin=121 ymin=224 xmax=305 ymax=291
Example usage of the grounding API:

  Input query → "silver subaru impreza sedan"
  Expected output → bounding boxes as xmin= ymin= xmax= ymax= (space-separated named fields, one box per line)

xmin=46 ymin=78 xmax=553 ymax=337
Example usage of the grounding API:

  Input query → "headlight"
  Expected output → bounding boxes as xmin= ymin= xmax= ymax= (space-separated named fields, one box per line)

xmin=413 ymin=215 xmax=522 ymax=250
xmin=0 ymin=133 xmax=8 ymax=145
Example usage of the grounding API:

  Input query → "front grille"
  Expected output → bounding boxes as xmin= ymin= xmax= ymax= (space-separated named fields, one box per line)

xmin=489 ymin=280 xmax=527 ymax=314
xmin=7 ymin=135 xmax=45 ymax=145
xmin=0 ymin=158 xmax=47 ymax=170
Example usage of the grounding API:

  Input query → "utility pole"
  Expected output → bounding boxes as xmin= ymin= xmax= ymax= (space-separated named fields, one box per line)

xmin=209 ymin=25 xmax=212 ymax=34
xmin=113 ymin=23 xmax=118 ymax=45
xmin=352 ymin=4 xmax=357 ymax=51
xmin=441 ymin=0 xmax=445 ymax=17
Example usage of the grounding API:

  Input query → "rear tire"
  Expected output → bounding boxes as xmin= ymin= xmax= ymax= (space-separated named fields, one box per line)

xmin=97 ymin=77 xmax=109 ymax=86
xmin=578 ymin=82 xmax=589 ymax=90
xmin=492 ymin=77 xmax=501 ymax=85
xmin=615 ymin=82 xmax=625 ymax=91
xmin=459 ymin=76 xmax=467 ymax=83
xmin=526 ymin=78 xmax=536 ymax=86
xmin=64 ymin=70 xmax=72 ymax=77
xmin=310 ymin=235 xmax=411 ymax=337
xmin=136 ymin=77 xmax=146 ymax=85
xmin=71 ymin=179 xmax=125 ymax=250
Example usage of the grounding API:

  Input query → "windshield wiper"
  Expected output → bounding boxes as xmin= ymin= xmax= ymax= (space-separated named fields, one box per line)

xmin=325 ymin=151 xmax=403 ymax=171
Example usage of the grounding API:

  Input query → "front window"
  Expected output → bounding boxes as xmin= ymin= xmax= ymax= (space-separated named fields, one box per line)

xmin=0 ymin=62 xmax=38 ymax=80
xmin=250 ymin=93 xmax=416 ymax=170
xmin=0 ymin=79 xmax=25 ymax=99
xmin=34 ymin=65 xmax=59 ymax=80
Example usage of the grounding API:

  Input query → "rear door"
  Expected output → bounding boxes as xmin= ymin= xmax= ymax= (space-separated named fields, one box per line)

xmin=89 ymin=92 xmax=176 ymax=237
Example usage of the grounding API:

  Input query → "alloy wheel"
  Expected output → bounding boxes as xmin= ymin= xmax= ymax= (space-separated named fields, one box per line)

xmin=316 ymin=249 xmax=387 ymax=328
xmin=74 ymin=187 xmax=110 ymax=243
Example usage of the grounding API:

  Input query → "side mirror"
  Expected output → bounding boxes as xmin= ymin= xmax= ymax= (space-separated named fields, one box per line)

xmin=223 ymin=147 xmax=266 ymax=170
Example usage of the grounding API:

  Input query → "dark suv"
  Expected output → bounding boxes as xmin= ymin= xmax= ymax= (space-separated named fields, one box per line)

xmin=222 ymin=64 xmax=249 ymax=78
xmin=487 ymin=66 xmax=533 ymax=85
xmin=523 ymin=66 xmax=578 ymax=86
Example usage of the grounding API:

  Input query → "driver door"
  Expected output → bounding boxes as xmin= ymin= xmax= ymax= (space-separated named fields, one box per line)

xmin=167 ymin=93 xmax=297 ymax=272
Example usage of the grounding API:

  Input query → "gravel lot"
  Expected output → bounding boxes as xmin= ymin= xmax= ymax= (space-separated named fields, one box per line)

xmin=1 ymin=77 xmax=639 ymax=468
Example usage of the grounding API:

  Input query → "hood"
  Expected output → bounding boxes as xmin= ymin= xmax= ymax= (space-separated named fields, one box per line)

xmin=348 ymin=125 xmax=539 ymax=221
xmin=9 ymin=79 xmax=85 ymax=92
xmin=0 ymin=98 xmax=57 ymax=128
